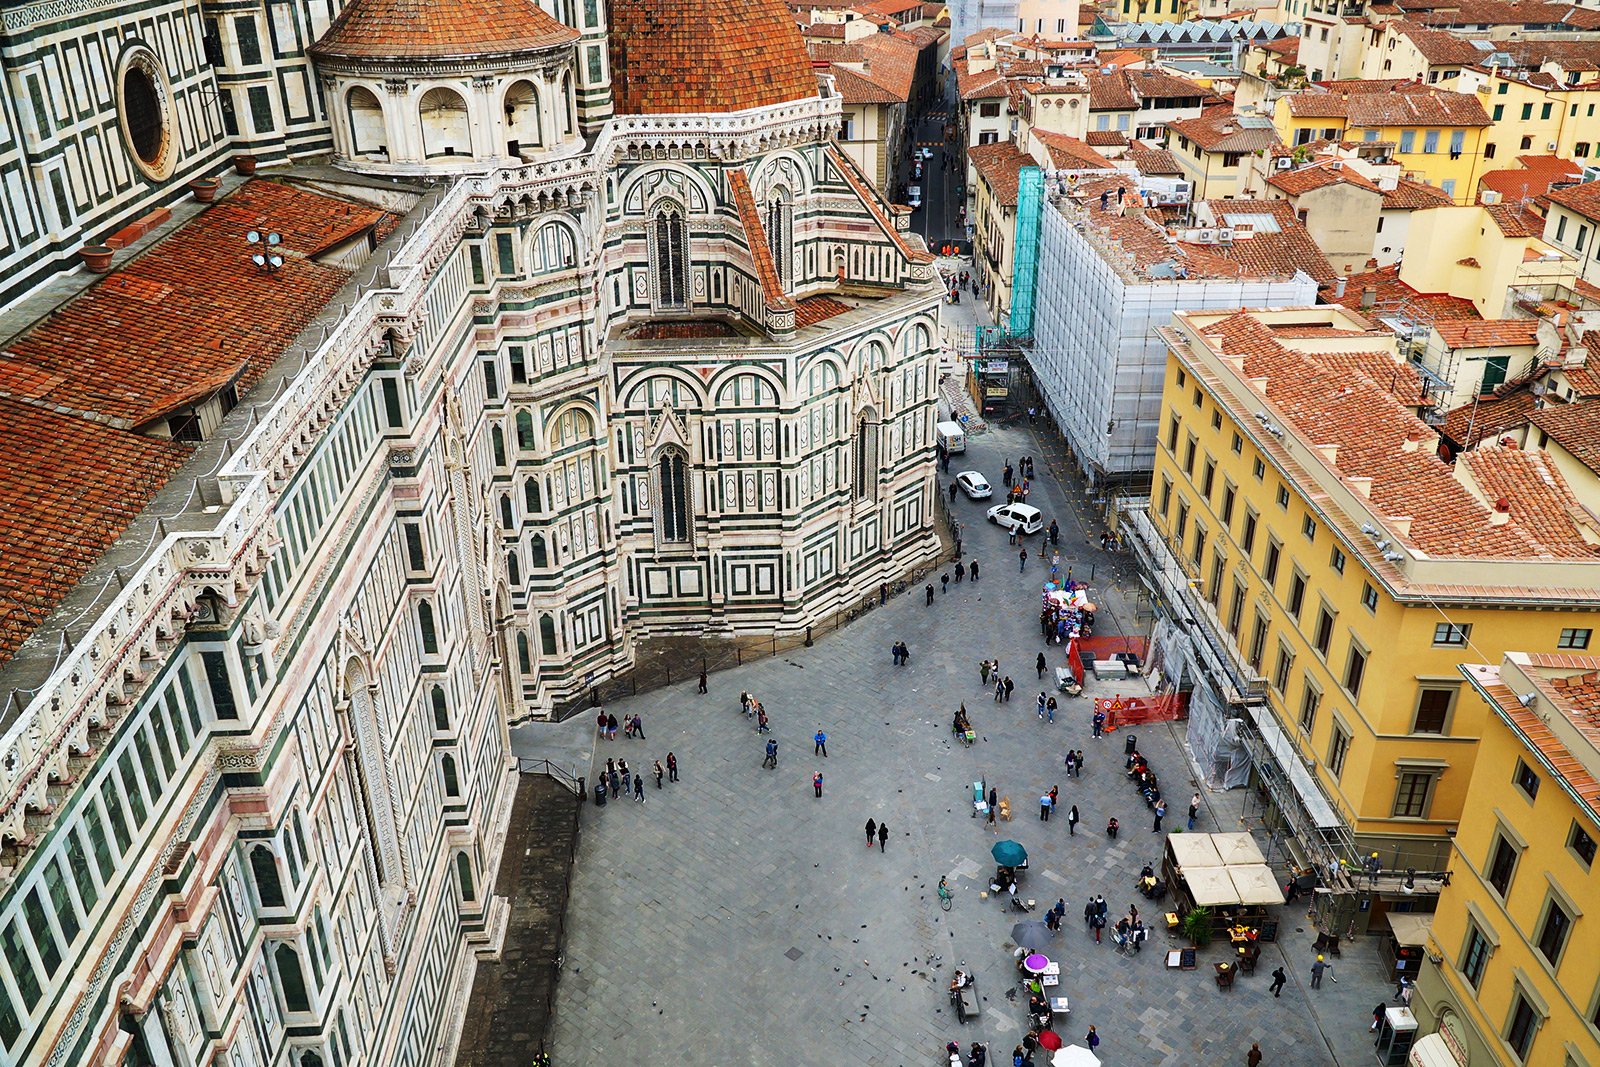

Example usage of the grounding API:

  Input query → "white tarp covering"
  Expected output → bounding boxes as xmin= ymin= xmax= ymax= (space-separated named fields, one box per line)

xmin=1387 ymin=913 xmax=1433 ymax=948
xmin=1242 ymin=701 xmax=1343 ymax=829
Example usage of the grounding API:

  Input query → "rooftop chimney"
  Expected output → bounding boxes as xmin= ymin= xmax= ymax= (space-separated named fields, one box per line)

xmin=1360 ymin=285 xmax=1377 ymax=310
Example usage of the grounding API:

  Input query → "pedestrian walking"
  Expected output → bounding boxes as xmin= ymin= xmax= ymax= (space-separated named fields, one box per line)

xmin=608 ymin=768 xmax=620 ymax=798
xmin=949 ymin=481 xmax=959 ymax=503
xmin=1068 ymin=805 xmax=1079 ymax=835
xmin=1153 ymin=799 xmax=1166 ymax=833
xmin=1269 ymin=966 xmax=1287 ymax=997
xmin=666 ymin=752 xmax=678 ymax=782
xmin=1310 ymin=955 xmax=1327 ymax=989
xmin=995 ymin=678 xmax=1005 ymax=703
xmin=1065 ymin=750 xmax=1077 ymax=777
xmin=764 ymin=738 xmax=778 ymax=768
xmin=1074 ymin=749 xmax=1085 ymax=775
xmin=606 ymin=712 xmax=618 ymax=740
xmin=1046 ymin=697 xmax=1056 ymax=724
xmin=1106 ymin=817 xmax=1119 ymax=838
xmin=926 ymin=583 xmax=935 ymax=605
xmin=970 ymin=559 xmax=979 ymax=581
xmin=1092 ymin=710 xmax=1105 ymax=738
xmin=942 ymin=572 xmax=950 ymax=594
xmin=654 ymin=760 xmax=664 ymax=788
xmin=1019 ymin=548 xmax=1028 ymax=571
xmin=634 ymin=775 xmax=645 ymax=802
xmin=1370 ymin=1003 xmax=1386 ymax=1033
xmin=1247 ymin=1043 xmax=1262 ymax=1067
xmin=757 ymin=707 xmax=770 ymax=733
xmin=1037 ymin=693 xmax=1048 ymax=720
xmin=988 ymin=787 xmax=998 ymax=826
xmin=1085 ymin=1026 xmax=1099 ymax=1053
xmin=1188 ymin=791 xmax=1200 ymax=831
xmin=1003 ymin=676 xmax=1015 ymax=701
xmin=878 ymin=821 xmax=889 ymax=851
xmin=954 ymin=563 xmax=964 ymax=584
xmin=814 ymin=729 xmax=828 ymax=757
xmin=813 ymin=771 xmax=824 ymax=798
xmin=698 ymin=668 xmax=708 ymax=694
xmin=1083 ymin=898 xmax=1095 ymax=930
xmin=865 ymin=818 xmax=877 ymax=848
xmin=620 ymin=762 xmax=630 ymax=794
xmin=1036 ymin=652 xmax=1047 ymax=678
xmin=596 ymin=710 xmax=607 ymax=740
xmin=1008 ymin=527 xmax=1017 ymax=546
xmin=1040 ymin=793 xmax=1052 ymax=821
xmin=633 ymin=713 xmax=645 ymax=740
xmin=880 ymin=582 xmax=888 ymax=605
xmin=981 ymin=660 xmax=993 ymax=685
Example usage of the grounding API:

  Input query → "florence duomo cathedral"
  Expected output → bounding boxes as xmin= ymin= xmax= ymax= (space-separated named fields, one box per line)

xmin=0 ymin=0 xmax=941 ymax=1061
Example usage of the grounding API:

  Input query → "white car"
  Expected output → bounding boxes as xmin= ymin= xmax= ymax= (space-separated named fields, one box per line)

xmin=956 ymin=470 xmax=992 ymax=499
xmin=986 ymin=502 xmax=1044 ymax=535
xmin=907 ymin=185 xmax=923 ymax=208
xmin=920 ymin=147 xmax=934 ymax=159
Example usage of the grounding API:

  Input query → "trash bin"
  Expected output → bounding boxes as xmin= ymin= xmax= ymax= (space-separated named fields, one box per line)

xmin=593 ymin=782 xmax=607 ymax=807
xmin=1124 ymin=733 xmax=1138 ymax=756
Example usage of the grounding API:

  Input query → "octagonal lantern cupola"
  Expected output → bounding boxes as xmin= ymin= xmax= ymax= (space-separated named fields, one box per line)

xmin=309 ymin=0 xmax=583 ymax=176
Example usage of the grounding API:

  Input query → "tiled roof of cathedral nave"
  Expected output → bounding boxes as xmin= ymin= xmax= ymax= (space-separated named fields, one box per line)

xmin=310 ymin=0 xmax=580 ymax=59
xmin=609 ymin=0 xmax=821 ymax=115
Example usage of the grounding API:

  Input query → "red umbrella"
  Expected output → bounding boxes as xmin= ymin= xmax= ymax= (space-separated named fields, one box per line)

xmin=1038 ymin=1030 xmax=1064 ymax=1051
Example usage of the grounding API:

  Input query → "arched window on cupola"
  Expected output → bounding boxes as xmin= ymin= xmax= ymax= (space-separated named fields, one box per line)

xmin=503 ymin=80 xmax=543 ymax=157
xmin=766 ymin=189 xmax=793 ymax=290
xmin=651 ymin=206 xmax=688 ymax=310
xmin=419 ymin=87 xmax=472 ymax=158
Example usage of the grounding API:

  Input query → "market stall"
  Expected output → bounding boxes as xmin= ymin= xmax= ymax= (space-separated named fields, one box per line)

xmin=1163 ymin=832 xmax=1286 ymax=936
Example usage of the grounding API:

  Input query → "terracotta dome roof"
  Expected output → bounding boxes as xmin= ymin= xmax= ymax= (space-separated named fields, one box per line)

xmin=608 ymin=0 xmax=818 ymax=115
xmin=310 ymin=0 xmax=579 ymax=60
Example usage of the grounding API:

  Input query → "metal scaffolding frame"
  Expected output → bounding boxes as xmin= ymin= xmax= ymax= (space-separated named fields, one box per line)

xmin=1008 ymin=166 xmax=1043 ymax=339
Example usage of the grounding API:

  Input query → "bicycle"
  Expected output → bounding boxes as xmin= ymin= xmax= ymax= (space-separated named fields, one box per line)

xmin=938 ymin=877 xmax=953 ymax=911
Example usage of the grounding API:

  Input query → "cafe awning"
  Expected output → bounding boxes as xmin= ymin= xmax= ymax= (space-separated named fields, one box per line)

xmin=1213 ymin=832 xmax=1266 ymax=867
xmin=1386 ymin=912 xmax=1433 ymax=948
xmin=1183 ymin=866 xmax=1237 ymax=907
xmin=1229 ymin=865 xmax=1286 ymax=906
xmin=1167 ymin=834 xmax=1223 ymax=870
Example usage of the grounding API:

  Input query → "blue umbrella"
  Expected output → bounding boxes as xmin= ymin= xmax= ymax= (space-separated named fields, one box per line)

xmin=992 ymin=840 xmax=1028 ymax=866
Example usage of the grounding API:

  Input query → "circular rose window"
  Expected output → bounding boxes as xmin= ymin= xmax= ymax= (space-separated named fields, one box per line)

xmin=117 ymin=47 xmax=176 ymax=181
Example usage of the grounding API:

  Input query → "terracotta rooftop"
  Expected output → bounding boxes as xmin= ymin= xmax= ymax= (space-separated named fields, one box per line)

xmin=1397 ymin=0 xmax=1600 ymax=31
xmin=1484 ymin=201 xmax=1543 ymax=237
xmin=824 ymin=145 xmax=935 ymax=263
xmin=1267 ymin=161 xmax=1382 ymax=196
xmin=1194 ymin=311 xmax=1596 ymax=558
xmin=1168 ymin=108 xmax=1281 ymax=153
xmin=0 ymin=180 xmax=385 ymax=429
xmin=728 ymin=169 xmax=795 ymax=316
xmin=1459 ymin=445 xmax=1600 ymax=555
xmin=310 ymin=0 xmax=579 ymax=59
xmin=1127 ymin=144 xmax=1182 ymax=175
xmin=830 ymin=63 xmax=902 ymax=103
xmin=1382 ymin=176 xmax=1453 ymax=211
xmin=1086 ymin=130 xmax=1131 ymax=148
xmin=1033 ymin=131 xmax=1117 ymax=171
xmin=794 ymin=295 xmax=853 ymax=327
xmin=1478 ymin=668 xmax=1600 ymax=826
xmin=1182 ymin=220 xmax=1337 ymax=286
xmin=1435 ymin=320 xmax=1540 ymax=348
xmin=956 ymin=61 xmax=1009 ymax=100
xmin=0 ymin=399 xmax=191 ymax=666
xmin=609 ymin=0 xmax=818 ymax=115
xmin=1346 ymin=89 xmax=1492 ymax=128
xmin=968 ymin=141 xmax=1033 ymax=206
xmin=1388 ymin=19 xmax=1486 ymax=65
xmin=1478 ymin=155 xmax=1582 ymax=202
xmin=1547 ymin=178 xmax=1600 ymax=221
xmin=1439 ymin=370 xmax=1550 ymax=448
xmin=1325 ymin=264 xmax=1481 ymax=321
xmin=1532 ymin=402 xmax=1600 ymax=474
xmin=856 ymin=32 xmax=921 ymax=99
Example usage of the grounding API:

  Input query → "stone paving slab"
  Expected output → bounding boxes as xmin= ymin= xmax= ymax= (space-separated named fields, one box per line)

xmin=542 ymin=425 xmax=1392 ymax=1067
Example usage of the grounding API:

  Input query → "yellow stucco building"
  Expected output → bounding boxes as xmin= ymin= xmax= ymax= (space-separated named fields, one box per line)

xmin=1274 ymin=86 xmax=1491 ymax=202
xmin=1125 ymin=307 xmax=1600 ymax=925
xmin=1415 ymin=651 xmax=1600 ymax=1067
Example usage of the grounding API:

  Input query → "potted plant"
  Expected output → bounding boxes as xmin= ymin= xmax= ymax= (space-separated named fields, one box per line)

xmin=1180 ymin=906 xmax=1213 ymax=948
xmin=188 ymin=176 xmax=221 ymax=203
xmin=79 ymin=245 xmax=114 ymax=274
xmin=233 ymin=154 xmax=257 ymax=176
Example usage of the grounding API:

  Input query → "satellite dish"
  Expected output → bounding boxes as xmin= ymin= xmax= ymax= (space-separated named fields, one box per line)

xmin=247 ymin=230 xmax=261 ymax=244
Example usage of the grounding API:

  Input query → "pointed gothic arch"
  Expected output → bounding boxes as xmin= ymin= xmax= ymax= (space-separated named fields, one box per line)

xmin=652 ymin=445 xmax=692 ymax=544
xmin=650 ymin=202 xmax=689 ymax=309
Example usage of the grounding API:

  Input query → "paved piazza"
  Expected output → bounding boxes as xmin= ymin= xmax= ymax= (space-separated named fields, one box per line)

xmin=540 ymin=425 xmax=1390 ymax=1065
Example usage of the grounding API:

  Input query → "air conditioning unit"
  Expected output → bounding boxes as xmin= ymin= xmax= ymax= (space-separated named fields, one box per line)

xmin=1276 ymin=156 xmax=1294 ymax=169
xmin=1217 ymin=226 xmax=1235 ymax=243
xmin=1549 ymin=142 xmax=1559 ymax=152
xmin=1195 ymin=228 xmax=1217 ymax=242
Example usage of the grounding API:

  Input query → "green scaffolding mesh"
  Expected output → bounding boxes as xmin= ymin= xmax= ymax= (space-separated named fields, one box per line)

xmin=1008 ymin=165 xmax=1043 ymax=338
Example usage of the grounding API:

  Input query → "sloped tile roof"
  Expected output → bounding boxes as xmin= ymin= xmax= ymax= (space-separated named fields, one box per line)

xmin=956 ymin=61 xmax=1009 ymax=100
xmin=1267 ymin=161 xmax=1382 ymax=196
xmin=1478 ymin=155 xmax=1582 ymax=202
xmin=1325 ymin=264 xmax=1481 ymax=321
xmin=1033 ymin=131 xmax=1116 ymax=171
xmin=1547 ymin=178 xmax=1600 ymax=221
xmin=824 ymin=145 xmax=935 ymax=262
xmin=1484 ymin=674 xmax=1600 ymax=826
xmin=1198 ymin=312 xmax=1591 ymax=558
xmin=1441 ymin=379 xmax=1546 ymax=448
xmin=1167 ymin=107 xmax=1281 ymax=152
xmin=609 ymin=0 xmax=819 ymax=115
xmin=1127 ymin=144 xmax=1182 ymax=175
xmin=1459 ymin=445 xmax=1599 ymax=555
xmin=1390 ymin=20 xmax=1486 ymax=65
xmin=857 ymin=32 xmax=921 ymax=98
xmin=1086 ymin=130 xmax=1131 ymax=148
xmin=1532 ymin=402 xmax=1600 ymax=474
xmin=831 ymin=63 xmax=902 ymax=103
xmin=0 ymin=400 xmax=190 ymax=666
xmin=0 ymin=180 xmax=383 ymax=428
xmin=1435 ymin=320 xmax=1541 ymax=348
xmin=1185 ymin=226 xmax=1337 ymax=285
xmin=968 ymin=141 xmax=1032 ymax=206
xmin=794 ymin=295 xmax=853 ymax=327
xmin=1382 ymin=176 xmax=1453 ymax=210
xmin=1484 ymin=202 xmax=1542 ymax=237
xmin=1345 ymin=90 xmax=1491 ymax=128
xmin=1085 ymin=69 xmax=1138 ymax=110
xmin=728 ymin=169 xmax=795 ymax=314
xmin=311 ymin=0 xmax=579 ymax=59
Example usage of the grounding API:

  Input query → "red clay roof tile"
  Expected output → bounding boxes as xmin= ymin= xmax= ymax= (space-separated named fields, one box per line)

xmin=311 ymin=0 xmax=579 ymax=59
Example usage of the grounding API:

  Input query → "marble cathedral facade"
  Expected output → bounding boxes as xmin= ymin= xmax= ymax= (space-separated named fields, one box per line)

xmin=0 ymin=0 xmax=941 ymax=1064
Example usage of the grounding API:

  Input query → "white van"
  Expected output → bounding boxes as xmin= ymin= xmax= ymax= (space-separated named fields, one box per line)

xmin=936 ymin=421 xmax=966 ymax=454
